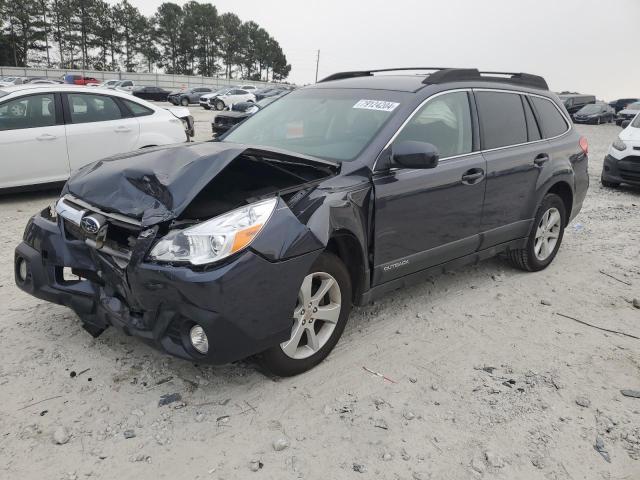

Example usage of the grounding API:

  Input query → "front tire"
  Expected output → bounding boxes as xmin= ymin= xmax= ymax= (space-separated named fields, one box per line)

xmin=180 ymin=97 xmax=189 ymax=106
xmin=260 ymin=252 xmax=352 ymax=376
xmin=215 ymin=99 xmax=226 ymax=111
xmin=506 ymin=193 xmax=566 ymax=272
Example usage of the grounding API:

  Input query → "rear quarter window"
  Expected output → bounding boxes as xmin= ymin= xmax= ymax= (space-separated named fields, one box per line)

xmin=123 ymin=99 xmax=153 ymax=117
xmin=530 ymin=96 xmax=569 ymax=138
xmin=476 ymin=91 xmax=527 ymax=149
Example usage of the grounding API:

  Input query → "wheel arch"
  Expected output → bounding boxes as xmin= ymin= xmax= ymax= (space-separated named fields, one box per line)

xmin=545 ymin=181 xmax=573 ymax=225
xmin=325 ymin=230 xmax=368 ymax=305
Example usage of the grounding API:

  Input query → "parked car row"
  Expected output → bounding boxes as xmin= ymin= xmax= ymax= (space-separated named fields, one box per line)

xmin=211 ymin=91 xmax=288 ymax=135
xmin=0 ymin=84 xmax=194 ymax=190
xmin=0 ymin=76 xmax=64 ymax=86
xmin=558 ymin=93 xmax=640 ymax=126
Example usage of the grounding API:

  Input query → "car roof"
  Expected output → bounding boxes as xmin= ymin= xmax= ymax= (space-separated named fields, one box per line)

xmin=312 ymin=75 xmax=428 ymax=92
xmin=0 ymin=84 xmax=144 ymax=99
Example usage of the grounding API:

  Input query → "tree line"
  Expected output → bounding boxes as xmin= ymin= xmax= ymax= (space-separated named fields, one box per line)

xmin=0 ymin=0 xmax=291 ymax=81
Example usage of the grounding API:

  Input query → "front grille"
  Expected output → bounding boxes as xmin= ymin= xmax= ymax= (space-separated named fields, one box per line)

xmin=619 ymin=156 xmax=640 ymax=182
xmin=620 ymin=171 xmax=640 ymax=182
xmin=63 ymin=219 xmax=87 ymax=241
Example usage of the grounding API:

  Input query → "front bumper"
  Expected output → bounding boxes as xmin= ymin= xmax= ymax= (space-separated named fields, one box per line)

xmin=616 ymin=115 xmax=634 ymax=125
xmin=573 ymin=116 xmax=598 ymax=124
xmin=211 ymin=122 xmax=233 ymax=135
xmin=602 ymin=154 xmax=640 ymax=185
xmin=15 ymin=211 xmax=319 ymax=364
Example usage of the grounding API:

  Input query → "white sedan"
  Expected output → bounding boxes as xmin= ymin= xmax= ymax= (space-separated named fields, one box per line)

xmin=0 ymin=84 xmax=194 ymax=190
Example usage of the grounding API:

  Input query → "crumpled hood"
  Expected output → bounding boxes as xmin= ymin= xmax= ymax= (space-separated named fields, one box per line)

xmin=64 ymin=142 xmax=337 ymax=227
xmin=64 ymin=143 xmax=248 ymax=226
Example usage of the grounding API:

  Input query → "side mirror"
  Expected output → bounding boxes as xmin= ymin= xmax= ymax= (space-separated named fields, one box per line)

xmin=621 ymin=120 xmax=631 ymax=128
xmin=391 ymin=141 xmax=439 ymax=169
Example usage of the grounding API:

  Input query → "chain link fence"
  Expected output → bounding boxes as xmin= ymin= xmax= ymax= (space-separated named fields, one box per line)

xmin=0 ymin=66 xmax=285 ymax=90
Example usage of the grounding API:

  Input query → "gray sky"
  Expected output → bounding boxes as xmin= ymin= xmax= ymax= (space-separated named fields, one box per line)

xmin=123 ymin=0 xmax=639 ymax=100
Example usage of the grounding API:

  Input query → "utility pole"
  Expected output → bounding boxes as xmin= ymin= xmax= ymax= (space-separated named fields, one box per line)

xmin=315 ymin=49 xmax=320 ymax=83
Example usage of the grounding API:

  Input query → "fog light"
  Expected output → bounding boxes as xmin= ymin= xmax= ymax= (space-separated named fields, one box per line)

xmin=190 ymin=325 xmax=209 ymax=354
xmin=17 ymin=258 xmax=27 ymax=282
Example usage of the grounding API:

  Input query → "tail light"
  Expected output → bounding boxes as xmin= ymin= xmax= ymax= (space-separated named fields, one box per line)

xmin=579 ymin=136 xmax=588 ymax=155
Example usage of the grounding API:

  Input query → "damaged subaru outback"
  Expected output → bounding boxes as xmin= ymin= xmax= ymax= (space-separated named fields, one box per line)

xmin=15 ymin=68 xmax=589 ymax=376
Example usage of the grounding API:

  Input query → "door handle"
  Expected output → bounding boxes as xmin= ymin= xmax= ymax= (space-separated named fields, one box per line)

xmin=534 ymin=154 xmax=550 ymax=166
xmin=461 ymin=169 xmax=485 ymax=185
xmin=114 ymin=126 xmax=132 ymax=133
xmin=36 ymin=133 xmax=56 ymax=141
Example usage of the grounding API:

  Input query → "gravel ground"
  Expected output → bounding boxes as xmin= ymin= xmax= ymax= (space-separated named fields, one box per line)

xmin=1 ymin=117 xmax=639 ymax=479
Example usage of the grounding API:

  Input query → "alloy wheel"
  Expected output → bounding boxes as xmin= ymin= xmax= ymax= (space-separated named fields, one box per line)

xmin=534 ymin=207 xmax=561 ymax=261
xmin=280 ymin=271 xmax=342 ymax=360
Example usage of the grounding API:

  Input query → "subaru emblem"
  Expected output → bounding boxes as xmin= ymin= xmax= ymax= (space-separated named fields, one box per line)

xmin=80 ymin=215 xmax=105 ymax=235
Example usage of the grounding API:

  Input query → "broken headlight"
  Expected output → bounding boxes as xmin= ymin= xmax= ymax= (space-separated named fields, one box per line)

xmin=148 ymin=197 xmax=278 ymax=265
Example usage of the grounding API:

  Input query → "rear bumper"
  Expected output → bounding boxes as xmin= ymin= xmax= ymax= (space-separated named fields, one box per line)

xmin=15 ymin=212 xmax=318 ymax=364
xmin=602 ymin=154 xmax=640 ymax=185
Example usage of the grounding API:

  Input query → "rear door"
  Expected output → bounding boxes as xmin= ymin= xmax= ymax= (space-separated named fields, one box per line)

xmin=0 ymin=92 xmax=70 ymax=188
xmin=63 ymin=92 xmax=140 ymax=173
xmin=475 ymin=90 xmax=547 ymax=248
xmin=372 ymin=90 xmax=486 ymax=284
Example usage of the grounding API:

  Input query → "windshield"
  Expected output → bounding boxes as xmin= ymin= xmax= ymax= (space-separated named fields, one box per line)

xmin=578 ymin=104 xmax=601 ymax=114
xmin=223 ymin=88 xmax=405 ymax=161
xmin=632 ymin=113 xmax=640 ymax=128
xmin=0 ymin=90 xmax=7 ymax=98
xmin=626 ymin=102 xmax=640 ymax=111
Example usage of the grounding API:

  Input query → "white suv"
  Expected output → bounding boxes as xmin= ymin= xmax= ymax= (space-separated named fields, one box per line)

xmin=209 ymin=88 xmax=256 ymax=111
xmin=601 ymin=112 xmax=640 ymax=188
xmin=0 ymin=85 xmax=194 ymax=190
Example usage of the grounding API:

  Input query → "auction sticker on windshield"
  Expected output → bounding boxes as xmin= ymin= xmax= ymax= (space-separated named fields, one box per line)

xmin=353 ymin=99 xmax=400 ymax=112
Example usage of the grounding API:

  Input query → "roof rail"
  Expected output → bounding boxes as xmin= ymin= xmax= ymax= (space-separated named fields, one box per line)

xmin=423 ymin=69 xmax=548 ymax=90
xmin=319 ymin=67 xmax=549 ymax=90
xmin=318 ymin=67 xmax=451 ymax=83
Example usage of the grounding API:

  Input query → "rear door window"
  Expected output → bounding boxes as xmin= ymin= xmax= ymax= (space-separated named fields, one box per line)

xmin=522 ymin=96 xmax=541 ymax=142
xmin=476 ymin=91 xmax=527 ymax=149
xmin=67 ymin=94 xmax=123 ymax=123
xmin=530 ymin=96 xmax=569 ymax=138
xmin=0 ymin=94 xmax=57 ymax=130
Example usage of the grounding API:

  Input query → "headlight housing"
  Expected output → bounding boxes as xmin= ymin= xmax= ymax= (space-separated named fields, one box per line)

xmin=612 ymin=137 xmax=627 ymax=151
xmin=148 ymin=198 xmax=278 ymax=265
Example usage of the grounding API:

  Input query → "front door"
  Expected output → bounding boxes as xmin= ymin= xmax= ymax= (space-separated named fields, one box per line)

xmin=0 ymin=92 xmax=70 ymax=189
xmin=372 ymin=90 xmax=486 ymax=285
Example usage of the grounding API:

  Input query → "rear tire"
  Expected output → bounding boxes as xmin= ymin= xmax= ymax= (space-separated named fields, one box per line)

xmin=506 ymin=193 xmax=566 ymax=272
xmin=260 ymin=252 xmax=352 ymax=377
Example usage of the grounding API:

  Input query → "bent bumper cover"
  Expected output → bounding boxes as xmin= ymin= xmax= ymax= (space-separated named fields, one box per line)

xmin=602 ymin=154 xmax=640 ymax=185
xmin=15 ymin=213 xmax=318 ymax=364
